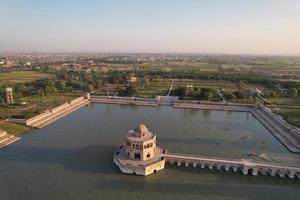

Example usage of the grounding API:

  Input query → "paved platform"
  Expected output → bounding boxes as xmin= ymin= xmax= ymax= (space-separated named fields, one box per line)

xmin=114 ymin=144 xmax=166 ymax=176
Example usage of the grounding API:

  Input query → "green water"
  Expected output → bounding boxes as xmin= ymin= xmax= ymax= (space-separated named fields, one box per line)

xmin=0 ymin=104 xmax=299 ymax=200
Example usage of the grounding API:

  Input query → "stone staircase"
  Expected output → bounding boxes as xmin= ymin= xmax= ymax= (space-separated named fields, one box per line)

xmin=0 ymin=129 xmax=20 ymax=149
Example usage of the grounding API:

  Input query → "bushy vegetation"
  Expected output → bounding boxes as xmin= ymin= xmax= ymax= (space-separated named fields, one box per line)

xmin=172 ymin=86 xmax=218 ymax=101
xmin=1 ymin=57 xmax=300 ymax=128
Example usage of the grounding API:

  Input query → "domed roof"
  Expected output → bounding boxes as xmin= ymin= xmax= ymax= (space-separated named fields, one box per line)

xmin=126 ymin=124 xmax=155 ymax=142
xmin=134 ymin=124 xmax=149 ymax=137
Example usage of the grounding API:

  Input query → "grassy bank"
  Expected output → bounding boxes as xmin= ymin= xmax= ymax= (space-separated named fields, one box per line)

xmin=268 ymin=97 xmax=300 ymax=106
xmin=0 ymin=121 xmax=30 ymax=137
xmin=0 ymin=93 xmax=80 ymax=120
xmin=12 ymin=93 xmax=80 ymax=119
xmin=0 ymin=71 xmax=53 ymax=86
xmin=273 ymin=107 xmax=300 ymax=128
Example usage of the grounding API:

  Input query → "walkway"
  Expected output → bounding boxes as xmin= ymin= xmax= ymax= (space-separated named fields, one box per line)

xmin=166 ymin=80 xmax=174 ymax=96
xmin=162 ymin=153 xmax=300 ymax=179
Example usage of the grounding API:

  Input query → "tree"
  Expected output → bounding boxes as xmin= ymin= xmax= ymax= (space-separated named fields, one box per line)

xmin=173 ymin=87 xmax=187 ymax=97
xmin=56 ymin=81 xmax=66 ymax=91
xmin=65 ymin=86 xmax=74 ymax=93
xmin=57 ymin=69 xmax=70 ymax=80
xmin=118 ymin=85 xmax=137 ymax=97
xmin=254 ymin=96 xmax=259 ymax=104
xmin=237 ymin=81 xmax=246 ymax=91
xmin=224 ymin=92 xmax=237 ymax=100
xmin=37 ymin=89 xmax=45 ymax=98
xmin=200 ymin=88 xmax=214 ymax=101
xmin=274 ymin=88 xmax=283 ymax=97
xmin=14 ymin=83 xmax=26 ymax=97
xmin=288 ymin=88 xmax=298 ymax=97
xmin=269 ymin=90 xmax=279 ymax=98
xmin=45 ymin=85 xmax=57 ymax=93
xmin=86 ymin=84 xmax=94 ymax=92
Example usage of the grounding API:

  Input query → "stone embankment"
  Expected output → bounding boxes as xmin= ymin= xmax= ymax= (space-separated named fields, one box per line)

xmin=251 ymin=105 xmax=300 ymax=153
xmin=173 ymin=100 xmax=253 ymax=112
xmin=163 ymin=153 xmax=300 ymax=179
xmin=7 ymin=96 xmax=89 ymax=129
xmin=0 ymin=129 xmax=20 ymax=149
xmin=91 ymin=96 xmax=159 ymax=107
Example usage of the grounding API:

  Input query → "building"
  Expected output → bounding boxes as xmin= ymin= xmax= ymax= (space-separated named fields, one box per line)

xmin=84 ymin=92 xmax=91 ymax=100
xmin=5 ymin=87 xmax=14 ymax=104
xmin=113 ymin=124 xmax=165 ymax=176
xmin=127 ymin=76 xmax=137 ymax=83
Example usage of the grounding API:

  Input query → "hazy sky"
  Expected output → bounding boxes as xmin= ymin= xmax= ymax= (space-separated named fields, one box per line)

xmin=1 ymin=0 xmax=300 ymax=55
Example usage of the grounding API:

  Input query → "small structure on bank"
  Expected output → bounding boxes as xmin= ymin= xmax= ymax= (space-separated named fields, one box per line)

xmin=113 ymin=124 xmax=165 ymax=176
xmin=5 ymin=87 xmax=14 ymax=104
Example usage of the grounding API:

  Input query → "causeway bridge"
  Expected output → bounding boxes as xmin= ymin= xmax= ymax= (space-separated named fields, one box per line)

xmin=162 ymin=153 xmax=300 ymax=179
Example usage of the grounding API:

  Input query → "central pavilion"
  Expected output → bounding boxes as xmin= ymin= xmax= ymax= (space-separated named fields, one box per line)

xmin=113 ymin=124 xmax=165 ymax=176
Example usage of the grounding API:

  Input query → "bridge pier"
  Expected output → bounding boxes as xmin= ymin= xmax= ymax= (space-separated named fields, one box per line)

xmin=233 ymin=166 xmax=238 ymax=172
xmin=185 ymin=161 xmax=189 ymax=167
xmin=225 ymin=165 xmax=230 ymax=172
xmin=277 ymin=170 xmax=285 ymax=178
xmin=217 ymin=163 xmax=221 ymax=170
xmin=252 ymin=168 xmax=258 ymax=176
xmin=259 ymin=168 xmax=267 ymax=176
xmin=170 ymin=160 xmax=174 ymax=165
xmin=242 ymin=167 xmax=249 ymax=175
xmin=268 ymin=169 xmax=277 ymax=176
xmin=193 ymin=162 xmax=197 ymax=168
xmin=177 ymin=161 xmax=181 ymax=166
xmin=208 ymin=163 xmax=213 ymax=170
xmin=200 ymin=162 xmax=205 ymax=169
xmin=287 ymin=171 xmax=295 ymax=179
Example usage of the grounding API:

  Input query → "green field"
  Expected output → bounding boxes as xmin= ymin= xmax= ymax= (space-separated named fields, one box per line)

xmin=132 ymin=78 xmax=170 ymax=98
xmin=273 ymin=107 xmax=300 ymax=128
xmin=268 ymin=97 xmax=300 ymax=106
xmin=0 ymin=71 xmax=53 ymax=86
xmin=131 ymin=78 xmax=263 ymax=98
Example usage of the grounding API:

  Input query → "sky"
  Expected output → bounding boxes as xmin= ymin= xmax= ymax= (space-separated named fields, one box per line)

xmin=1 ymin=0 xmax=300 ymax=55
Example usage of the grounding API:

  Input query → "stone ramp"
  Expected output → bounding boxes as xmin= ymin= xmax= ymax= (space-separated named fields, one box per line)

xmin=0 ymin=130 xmax=20 ymax=149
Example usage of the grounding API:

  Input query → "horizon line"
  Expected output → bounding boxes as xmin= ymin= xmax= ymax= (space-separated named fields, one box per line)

xmin=1 ymin=51 xmax=300 ymax=57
